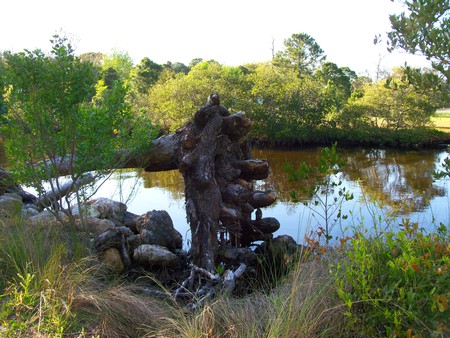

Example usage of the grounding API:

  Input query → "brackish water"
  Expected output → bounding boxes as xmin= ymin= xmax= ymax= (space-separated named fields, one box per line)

xmin=90 ymin=146 xmax=450 ymax=246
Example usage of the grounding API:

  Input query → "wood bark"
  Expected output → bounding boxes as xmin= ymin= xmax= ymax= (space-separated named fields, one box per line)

xmin=32 ymin=97 xmax=279 ymax=271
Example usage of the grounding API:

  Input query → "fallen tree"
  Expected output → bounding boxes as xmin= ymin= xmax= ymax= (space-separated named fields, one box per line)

xmin=12 ymin=94 xmax=279 ymax=273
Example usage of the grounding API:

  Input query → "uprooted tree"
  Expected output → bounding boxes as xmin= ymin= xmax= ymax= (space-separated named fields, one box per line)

xmin=125 ymin=93 xmax=279 ymax=271
xmin=1 ymin=38 xmax=280 ymax=275
xmin=19 ymin=94 xmax=280 ymax=273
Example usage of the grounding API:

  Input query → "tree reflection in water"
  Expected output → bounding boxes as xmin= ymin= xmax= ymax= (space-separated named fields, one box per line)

xmin=93 ymin=147 xmax=450 ymax=245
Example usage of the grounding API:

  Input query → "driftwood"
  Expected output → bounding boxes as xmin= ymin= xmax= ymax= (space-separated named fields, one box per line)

xmin=143 ymin=262 xmax=247 ymax=312
xmin=33 ymin=94 xmax=280 ymax=272
xmin=36 ymin=173 xmax=96 ymax=209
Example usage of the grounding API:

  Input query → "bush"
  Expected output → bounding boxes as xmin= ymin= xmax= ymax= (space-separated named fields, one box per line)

xmin=332 ymin=220 xmax=450 ymax=337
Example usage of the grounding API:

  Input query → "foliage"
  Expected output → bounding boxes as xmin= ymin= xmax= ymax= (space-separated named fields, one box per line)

xmin=315 ymin=62 xmax=356 ymax=113
xmin=1 ymin=35 xmax=153 ymax=222
xmin=341 ymin=67 xmax=446 ymax=130
xmin=147 ymin=60 xmax=250 ymax=132
xmin=0 ymin=216 xmax=89 ymax=336
xmin=388 ymin=0 xmax=450 ymax=82
xmin=245 ymin=63 xmax=326 ymax=142
xmin=128 ymin=57 xmax=163 ymax=94
xmin=286 ymin=142 xmax=353 ymax=244
xmin=273 ymin=33 xmax=326 ymax=77
xmin=332 ymin=220 xmax=450 ymax=337
xmin=101 ymin=49 xmax=134 ymax=82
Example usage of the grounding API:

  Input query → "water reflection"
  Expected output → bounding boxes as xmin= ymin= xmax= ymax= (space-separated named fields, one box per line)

xmin=3 ymin=143 xmax=449 ymax=244
xmin=93 ymin=147 xmax=450 ymax=245
xmin=345 ymin=148 xmax=445 ymax=215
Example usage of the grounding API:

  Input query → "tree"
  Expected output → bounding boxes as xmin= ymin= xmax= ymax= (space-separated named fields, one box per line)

xmin=102 ymin=49 xmax=134 ymax=82
xmin=387 ymin=0 xmax=450 ymax=82
xmin=79 ymin=52 xmax=104 ymax=67
xmin=273 ymin=33 xmax=326 ymax=76
xmin=348 ymin=67 xmax=446 ymax=129
xmin=315 ymin=62 xmax=356 ymax=112
xmin=128 ymin=57 xmax=163 ymax=94
xmin=147 ymin=61 xmax=249 ymax=133
xmin=189 ymin=58 xmax=203 ymax=68
xmin=246 ymin=63 xmax=326 ymax=141
xmin=163 ymin=61 xmax=190 ymax=75
xmin=1 ymin=36 xmax=152 ymax=223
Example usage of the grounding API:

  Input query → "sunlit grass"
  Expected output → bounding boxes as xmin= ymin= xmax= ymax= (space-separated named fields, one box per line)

xmin=1 ymin=206 xmax=448 ymax=336
xmin=432 ymin=108 xmax=450 ymax=131
xmin=143 ymin=259 xmax=346 ymax=338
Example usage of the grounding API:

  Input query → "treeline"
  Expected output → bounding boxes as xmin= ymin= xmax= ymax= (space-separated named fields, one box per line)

xmin=1 ymin=32 xmax=449 ymax=148
xmin=82 ymin=33 xmax=449 ymax=147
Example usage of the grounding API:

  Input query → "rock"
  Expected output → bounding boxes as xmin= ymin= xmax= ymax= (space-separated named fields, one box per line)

xmin=122 ymin=211 xmax=139 ymax=232
xmin=22 ymin=204 xmax=40 ymax=219
xmin=133 ymin=244 xmax=178 ymax=267
xmin=135 ymin=210 xmax=182 ymax=250
xmin=76 ymin=217 xmax=116 ymax=235
xmin=256 ymin=235 xmax=303 ymax=258
xmin=220 ymin=247 xmax=257 ymax=265
xmin=255 ymin=217 xmax=280 ymax=233
xmin=94 ymin=226 xmax=134 ymax=252
xmin=74 ymin=198 xmax=127 ymax=226
xmin=102 ymin=247 xmax=125 ymax=273
xmin=0 ymin=193 xmax=23 ymax=218
xmin=28 ymin=209 xmax=66 ymax=225
xmin=0 ymin=168 xmax=38 ymax=204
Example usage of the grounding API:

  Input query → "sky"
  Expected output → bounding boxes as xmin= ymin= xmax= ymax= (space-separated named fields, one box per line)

xmin=1 ymin=0 xmax=431 ymax=77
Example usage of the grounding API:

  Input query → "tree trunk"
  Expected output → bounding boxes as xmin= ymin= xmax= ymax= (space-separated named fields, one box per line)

xmin=33 ymin=97 xmax=279 ymax=271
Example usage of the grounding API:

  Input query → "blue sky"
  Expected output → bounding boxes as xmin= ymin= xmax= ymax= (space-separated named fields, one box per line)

xmin=2 ymin=0 xmax=431 ymax=77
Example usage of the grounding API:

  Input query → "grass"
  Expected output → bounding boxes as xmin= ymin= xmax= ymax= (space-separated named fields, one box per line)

xmin=0 ymin=216 xmax=349 ymax=337
xmin=0 ymin=213 xmax=448 ymax=337
xmin=432 ymin=108 xmax=450 ymax=131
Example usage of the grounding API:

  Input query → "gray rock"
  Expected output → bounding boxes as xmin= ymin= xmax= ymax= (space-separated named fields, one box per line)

xmin=21 ymin=205 xmax=40 ymax=219
xmin=73 ymin=197 xmax=127 ymax=226
xmin=135 ymin=210 xmax=182 ymax=250
xmin=0 ymin=193 xmax=23 ymax=218
xmin=28 ymin=209 xmax=66 ymax=225
xmin=76 ymin=217 xmax=116 ymax=235
xmin=133 ymin=244 xmax=178 ymax=266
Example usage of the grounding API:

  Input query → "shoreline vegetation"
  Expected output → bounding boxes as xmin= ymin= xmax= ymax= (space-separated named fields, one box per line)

xmin=0 ymin=139 xmax=449 ymax=337
xmin=250 ymin=109 xmax=450 ymax=149
xmin=1 ymin=4 xmax=449 ymax=333
xmin=0 ymin=203 xmax=448 ymax=337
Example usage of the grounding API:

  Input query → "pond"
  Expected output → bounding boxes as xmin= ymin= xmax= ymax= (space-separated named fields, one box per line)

xmin=89 ymin=146 xmax=450 ymax=247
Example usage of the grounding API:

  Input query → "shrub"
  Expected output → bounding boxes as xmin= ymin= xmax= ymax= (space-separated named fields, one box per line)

xmin=332 ymin=220 xmax=450 ymax=337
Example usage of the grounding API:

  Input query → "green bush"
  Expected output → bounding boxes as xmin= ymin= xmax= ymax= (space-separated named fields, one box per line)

xmin=332 ymin=220 xmax=450 ymax=337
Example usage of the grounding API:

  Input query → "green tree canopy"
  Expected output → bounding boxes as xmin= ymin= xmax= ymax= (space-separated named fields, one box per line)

xmin=246 ymin=63 xmax=326 ymax=141
xmin=1 ymin=36 xmax=152 ymax=219
xmin=388 ymin=0 xmax=450 ymax=82
xmin=273 ymin=33 xmax=326 ymax=77
xmin=128 ymin=57 xmax=163 ymax=94
xmin=346 ymin=67 xmax=446 ymax=130
xmin=102 ymin=49 xmax=134 ymax=82
xmin=315 ymin=62 xmax=356 ymax=112
xmin=146 ymin=61 xmax=249 ymax=133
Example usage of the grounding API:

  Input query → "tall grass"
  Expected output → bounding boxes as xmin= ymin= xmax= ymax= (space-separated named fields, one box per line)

xmin=1 ymin=210 xmax=447 ymax=337
xmin=143 ymin=256 xmax=347 ymax=338
xmin=0 ymin=217 xmax=181 ymax=337
xmin=0 ymin=215 xmax=349 ymax=337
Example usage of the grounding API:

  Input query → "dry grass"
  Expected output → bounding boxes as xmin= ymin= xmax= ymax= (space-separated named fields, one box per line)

xmin=1 ymin=218 xmax=348 ymax=337
xmin=143 ymin=259 xmax=347 ymax=338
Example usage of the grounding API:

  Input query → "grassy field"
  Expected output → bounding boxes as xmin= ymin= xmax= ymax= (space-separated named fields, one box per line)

xmin=432 ymin=108 xmax=450 ymax=131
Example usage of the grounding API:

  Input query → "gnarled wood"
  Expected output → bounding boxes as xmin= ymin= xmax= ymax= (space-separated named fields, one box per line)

xmin=28 ymin=95 xmax=280 ymax=272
